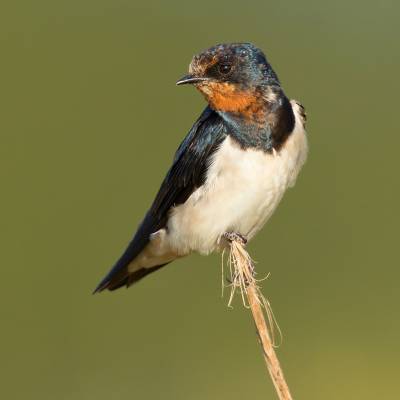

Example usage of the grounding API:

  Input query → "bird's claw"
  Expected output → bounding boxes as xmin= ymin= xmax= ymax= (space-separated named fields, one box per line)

xmin=223 ymin=231 xmax=247 ymax=246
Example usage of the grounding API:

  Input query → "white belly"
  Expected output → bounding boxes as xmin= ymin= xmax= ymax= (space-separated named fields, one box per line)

xmin=166 ymin=112 xmax=308 ymax=255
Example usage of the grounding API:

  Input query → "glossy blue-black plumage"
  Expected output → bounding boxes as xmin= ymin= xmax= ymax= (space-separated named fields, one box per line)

xmin=94 ymin=42 xmax=298 ymax=292
xmin=94 ymin=107 xmax=227 ymax=292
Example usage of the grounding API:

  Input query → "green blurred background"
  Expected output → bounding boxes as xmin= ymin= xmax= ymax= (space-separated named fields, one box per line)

xmin=1 ymin=1 xmax=399 ymax=399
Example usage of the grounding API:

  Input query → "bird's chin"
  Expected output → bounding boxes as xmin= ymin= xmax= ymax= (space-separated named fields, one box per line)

xmin=195 ymin=82 xmax=213 ymax=96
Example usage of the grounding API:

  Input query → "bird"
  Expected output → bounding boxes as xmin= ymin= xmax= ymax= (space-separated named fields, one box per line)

xmin=94 ymin=42 xmax=308 ymax=293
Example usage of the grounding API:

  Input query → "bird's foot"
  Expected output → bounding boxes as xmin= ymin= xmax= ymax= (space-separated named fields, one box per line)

xmin=223 ymin=231 xmax=247 ymax=246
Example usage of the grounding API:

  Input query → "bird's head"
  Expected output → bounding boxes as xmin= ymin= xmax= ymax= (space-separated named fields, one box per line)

xmin=177 ymin=43 xmax=280 ymax=114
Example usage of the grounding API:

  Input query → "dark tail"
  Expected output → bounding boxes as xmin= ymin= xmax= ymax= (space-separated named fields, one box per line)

xmin=94 ymin=263 xmax=169 ymax=293
xmin=93 ymin=211 xmax=171 ymax=293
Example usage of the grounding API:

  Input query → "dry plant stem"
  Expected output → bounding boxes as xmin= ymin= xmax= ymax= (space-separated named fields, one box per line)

xmin=247 ymin=284 xmax=293 ymax=400
xmin=229 ymin=240 xmax=293 ymax=400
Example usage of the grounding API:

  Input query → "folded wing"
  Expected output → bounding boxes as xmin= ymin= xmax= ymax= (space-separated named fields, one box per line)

xmin=94 ymin=107 xmax=227 ymax=292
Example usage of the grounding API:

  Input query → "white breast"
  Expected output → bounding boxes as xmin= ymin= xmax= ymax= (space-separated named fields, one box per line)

xmin=165 ymin=101 xmax=308 ymax=256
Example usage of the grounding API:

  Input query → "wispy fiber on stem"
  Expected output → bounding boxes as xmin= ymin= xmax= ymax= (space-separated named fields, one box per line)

xmin=224 ymin=240 xmax=293 ymax=400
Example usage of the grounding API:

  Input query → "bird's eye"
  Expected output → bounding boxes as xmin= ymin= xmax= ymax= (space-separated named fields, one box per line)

xmin=218 ymin=63 xmax=232 ymax=75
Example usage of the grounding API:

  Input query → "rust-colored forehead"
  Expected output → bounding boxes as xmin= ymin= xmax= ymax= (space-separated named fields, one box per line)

xmin=189 ymin=43 xmax=250 ymax=75
xmin=189 ymin=48 xmax=219 ymax=75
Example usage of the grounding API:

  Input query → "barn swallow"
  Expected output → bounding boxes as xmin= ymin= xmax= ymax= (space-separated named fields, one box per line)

xmin=94 ymin=43 xmax=308 ymax=292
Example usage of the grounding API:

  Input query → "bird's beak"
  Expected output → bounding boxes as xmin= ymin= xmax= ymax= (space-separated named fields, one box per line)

xmin=176 ymin=74 xmax=209 ymax=86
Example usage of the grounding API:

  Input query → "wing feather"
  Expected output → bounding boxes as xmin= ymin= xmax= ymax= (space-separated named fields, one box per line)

xmin=94 ymin=107 xmax=227 ymax=292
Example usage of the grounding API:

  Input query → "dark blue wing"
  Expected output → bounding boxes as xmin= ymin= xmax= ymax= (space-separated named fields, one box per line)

xmin=94 ymin=107 xmax=227 ymax=292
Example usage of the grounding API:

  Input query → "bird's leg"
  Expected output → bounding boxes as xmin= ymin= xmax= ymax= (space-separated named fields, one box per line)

xmin=223 ymin=231 xmax=247 ymax=246
xmin=223 ymin=232 xmax=255 ymax=285
xmin=222 ymin=232 xmax=248 ymax=284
